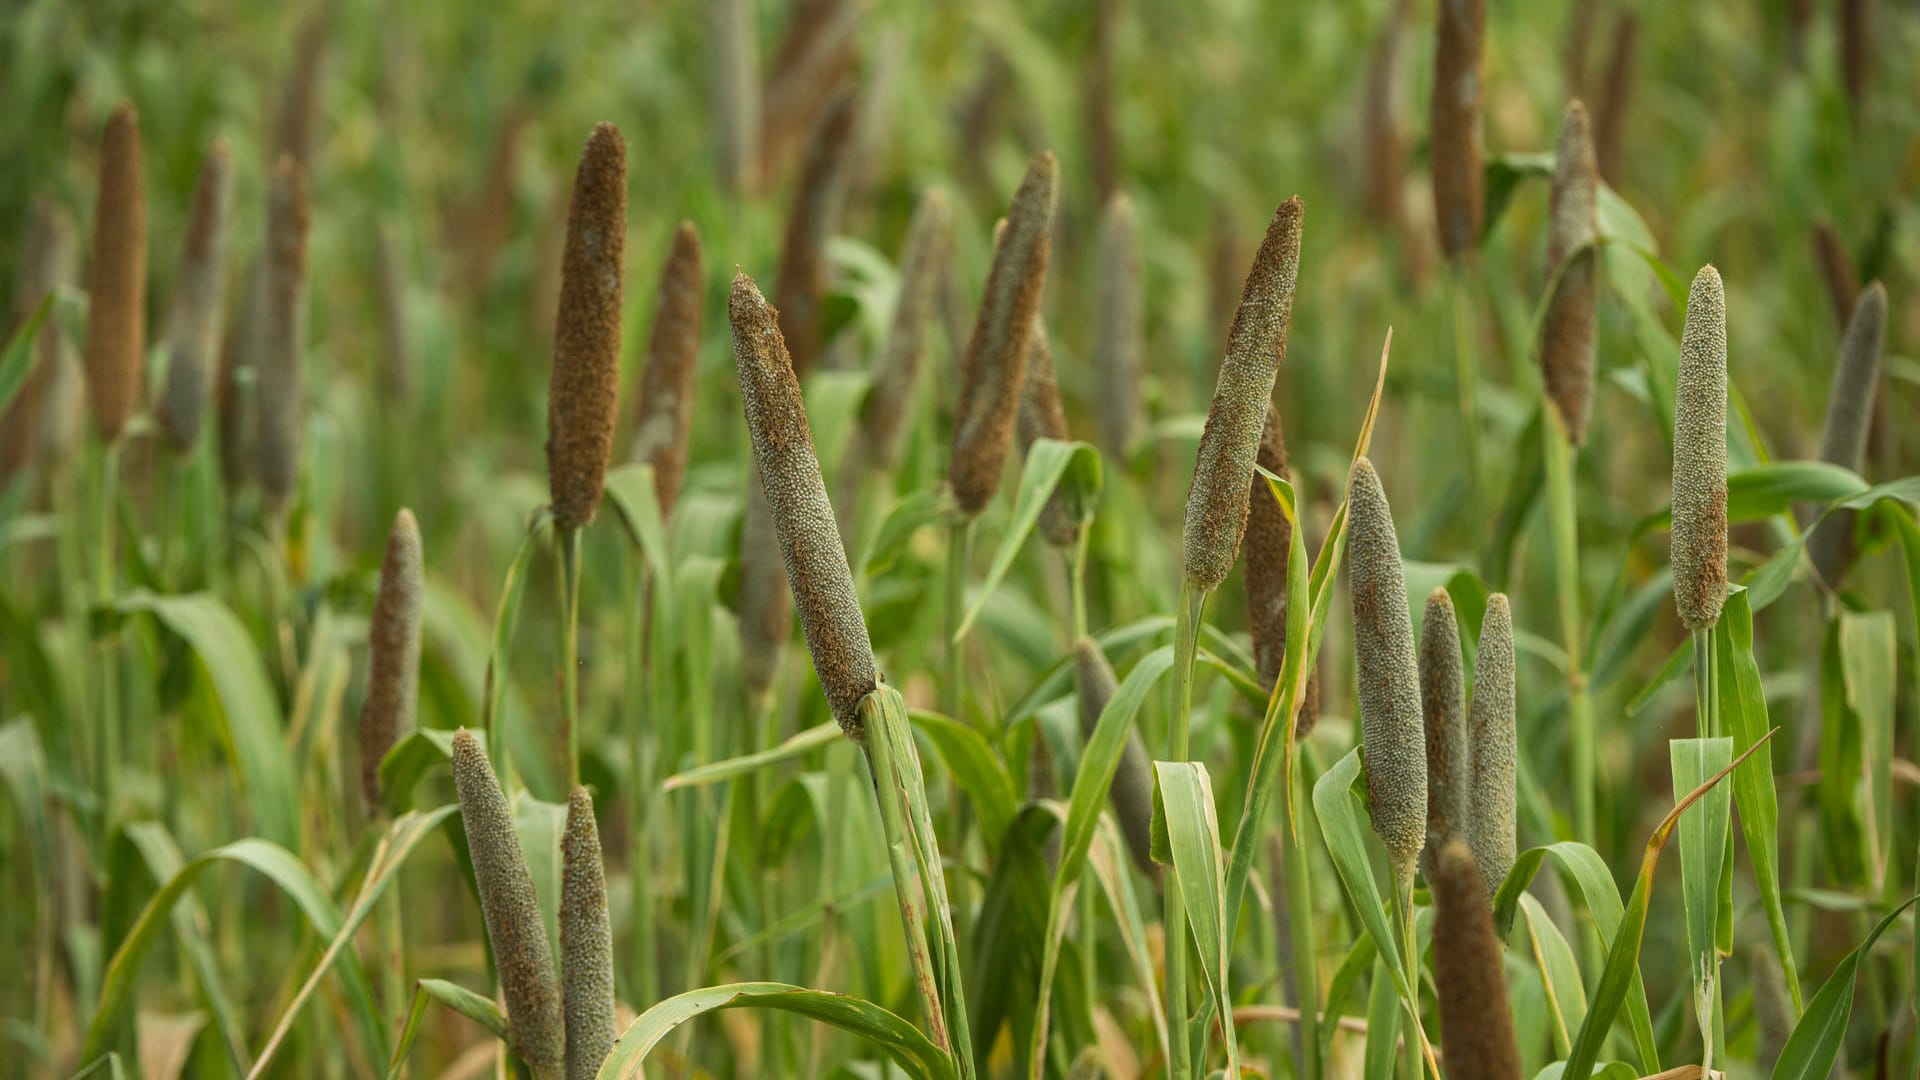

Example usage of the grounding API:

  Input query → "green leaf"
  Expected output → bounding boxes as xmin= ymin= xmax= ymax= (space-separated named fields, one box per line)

xmin=967 ymin=805 xmax=1056 ymax=1072
xmin=602 ymin=462 xmax=675 ymax=595
xmin=1769 ymin=894 xmax=1920 ymax=1080
xmin=1481 ymin=152 xmax=1553 ymax=237
xmin=1838 ymin=611 xmax=1896 ymax=890
xmin=480 ymin=510 xmax=555 ymax=795
xmin=1670 ymin=736 xmax=1734 ymax=1049
xmin=114 ymin=591 xmax=300 ymax=850
xmin=909 ymin=710 xmax=1018 ymax=850
xmin=1311 ymin=749 xmax=1412 ymax=1000
xmin=0 ymin=292 xmax=52 ymax=416
xmin=953 ymin=438 xmax=1102 ymax=642
xmin=1363 ymin=954 xmax=1401 ymax=1080
xmin=662 ymin=721 xmax=841 ymax=791
xmin=803 ymin=369 xmax=875 ymax=481
xmin=863 ymin=488 xmax=959 ymax=577
xmin=385 ymin=979 xmax=508 ymax=1079
xmin=595 ymin=983 xmax=955 ymax=1080
xmin=377 ymin=727 xmax=469 ymax=814
xmin=83 ymin=830 xmax=388 ymax=1069
xmin=1518 ymin=893 xmax=1586 ymax=1055
xmin=1149 ymin=761 xmax=1238 ymax=1076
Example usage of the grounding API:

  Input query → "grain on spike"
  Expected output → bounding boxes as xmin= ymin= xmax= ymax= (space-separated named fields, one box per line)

xmin=1807 ymin=282 xmax=1887 ymax=588
xmin=1182 ymin=196 xmax=1303 ymax=592
xmin=158 ymin=139 xmax=236 ymax=453
xmin=860 ymin=187 xmax=952 ymax=472
xmin=1541 ymin=100 xmax=1599 ymax=445
xmin=83 ymin=101 xmax=147 ymax=443
xmin=546 ymin=122 xmax=627 ymax=531
xmin=1092 ymin=193 xmax=1142 ymax=461
xmin=629 ymin=222 xmax=705 ymax=518
xmin=1467 ymin=593 xmax=1517 ymax=899
xmin=358 ymin=508 xmax=423 ymax=809
xmin=1075 ymin=637 xmax=1156 ymax=875
xmin=1419 ymin=588 xmax=1468 ymax=877
xmin=254 ymin=155 xmax=312 ymax=515
xmin=561 ymin=787 xmax=615 ymax=1080
xmin=774 ymin=90 xmax=856 ymax=382
xmin=1431 ymin=839 xmax=1524 ymax=1079
xmin=1430 ymin=0 xmax=1486 ymax=260
xmin=1671 ymin=265 xmax=1728 ymax=632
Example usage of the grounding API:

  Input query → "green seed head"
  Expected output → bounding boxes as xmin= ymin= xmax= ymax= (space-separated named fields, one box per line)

xmin=83 ymin=100 xmax=147 ymax=443
xmin=158 ymin=138 xmax=235 ymax=453
xmin=1346 ymin=457 xmax=1427 ymax=883
xmin=1431 ymin=839 xmax=1523 ymax=1079
xmin=358 ymin=508 xmax=423 ymax=809
xmin=950 ymin=150 xmax=1056 ymax=516
xmin=629 ymin=221 xmax=705 ymax=518
xmin=547 ymin=122 xmax=627 ymax=531
xmin=1467 ymin=592 xmax=1516 ymax=898
xmin=1808 ymin=282 xmax=1888 ymax=587
xmin=1093 ymin=193 xmax=1142 ymax=460
xmin=561 ymin=787 xmax=615 ymax=1080
xmin=1671 ymin=264 xmax=1728 ymax=631
xmin=1542 ymin=100 xmax=1599 ymax=444
xmin=1431 ymin=0 xmax=1487 ymax=260
xmin=450 ymin=730 xmax=564 ymax=1069
xmin=1419 ymin=588 xmax=1468 ymax=877
xmin=1183 ymin=196 xmax=1304 ymax=591
xmin=731 ymin=272 xmax=878 ymax=734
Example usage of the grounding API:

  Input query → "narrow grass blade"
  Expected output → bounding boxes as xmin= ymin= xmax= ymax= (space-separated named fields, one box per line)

xmin=1311 ymin=749 xmax=1412 ymax=999
xmin=953 ymin=439 xmax=1101 ymax=642
xmin=909 ymin=710 xmax=1018 ymax=850
xmin=482 ymin=509 xmax=555 ymax=793
xmin=1836 ymin=611 xmax=1895 ymax=890
xmin=1363 ymin=955 xmax=1400 ymax=1079
xmin=1670 ymin=737 xmax=1734 ymax=1059
xmin=0 ymin=293 xmax=53 ymax=415
xmin=596 ymin=982 xmax=955 ymax=1080
xmin=384 ymin=978 xmax=508 ymax=1079
xmin=662 ymin=722 xmax=841 ymax=791
xmin=1148 ymin=761 xmax=1238 ymax=1075
xmin=1769 ymin=894 xmax=1920 ymax=1080
xmin=1520 ymin=892 xmax=1587 ymax=1054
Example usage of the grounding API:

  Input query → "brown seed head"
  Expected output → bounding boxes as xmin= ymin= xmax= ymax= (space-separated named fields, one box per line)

xmin=730 ymin=273 xmax=877 ymax=734
xmin=1593 ymin=10 xmax=1637 ymax=185
xmin=1361 ymin=0 xmax=1411 ymax=225
xmin=1672 ymin=265 xmax=1728 ymax=631
xmin=1084 ymin=0 xmax=1122 ymax=202
xmin=1839 ymin=0 xmax=1869 ymax=112
xmin=159 ymin=138 xmax=236 ymax=452
xmin=861 ymin=187 xmax=953 ymax=471
xmin=1810 ymin=219 xmax=1859 ymax=332
xmin=950 ymin=151 xmax=1057 ymax=516
xmin=358 ymin=508 xmax=424 ymax=808
xmin=629 ymin=222 xmax=705 ymax=517
xmin=1808 ymin=282 xmax=1888 ymax=587
xmin=1016 ymin=319 xmax=1082 ymax=548
xmin=709 ymin=0 xmax=760 ymax=194
xmin=1346 ymin=457 xmax=1427 ymax=884
xmin=1467 ymin=593 xmax=1516 ymax=899
xmin=3 ymin=199 xmax=78 ymax=476
xmin=1541 ymin=100 xmax=1599 ymax=444
xmin=561 ymin=787 xmax=615 ymax=1080
xmin=450 ymin=729 xmax=565 ymax=1068
xmin=547 ymin=122 xmax=627 ymax=531
xmin=275 ymin=5 xmax=329 ymax=169
xmin=1093 ymin=193 xmax=1143 ymax=461
xmin=1074 ymin=637 xmax=1156 ymax=875
xmin=1243 ymin=404 xmax=1318 ymax=736
xmin=254 ymin=155 xmax=312 ymax=514
xmin=1419 ymin=588 xmax=1469 ymax=878
xmin=755 ymin=0 xmax=860 ymax=189
xmin=1430 ymin=0 xmax=1486 ymax=260
xmin=774 ymin=90 xmax=856 ymax=382
xmin=84 ymin=101 xmax=147 ymax=442
xmin=1183 ymin=197 xmax=1304 ymax=591
xmin=1431 ymin=839 xmax=1523 ymax=1080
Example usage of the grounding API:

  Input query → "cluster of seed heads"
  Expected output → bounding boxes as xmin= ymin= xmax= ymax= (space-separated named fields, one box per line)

xmin=547 ymin=122 xmax=627 ymax=532
xmin=730 ymin=273 xmax=878 ymax=734
xmin=1182 ymin=196 xmax=1304 ymax=592
xmin=629 ymin=221 xmax=705 ymax=517
xmin=950 ymin=151 xmax=1056 ymax=517
xmin=1671 ymin=265 xmax=1728 ymax=631
xmin=1346 ymin=457 xmax=1427 ymax=884
xmin=357 ymin=508 xmax=423 ymax=809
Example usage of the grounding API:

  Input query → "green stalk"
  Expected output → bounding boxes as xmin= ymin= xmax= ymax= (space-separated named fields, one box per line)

xmin=1064 ymin=526 xmax=1096 ymax=1036
xmin=1068 ymin=521 xmax=1091 ymax=641
xmin=1166 ymin=581 xmax=1206 ymax=1078
xmin=1690 ymin=623 xmax=1726 ymax=1070
xmin=93 ymin=438 xmax=122 ymax=851
xmin=1448 ymin=268 xmax=1483 ymax=527
xmin=1279 ymin=759 xmax=1320 ymax=1080
xmin=623 ymin=555 xmax=658 ymax=1009
xmin=943 ymin=518 xmax=973 ymax=718
xmin=1544 ymin=409 xmax=1596 ymax=847
xmin=1393 ymin=879 xmax=1439 ymax=1079
xmin=861 ymin=700 xmax=952 ymax=1057
xmin=555 ymin=524 xmax=584 ymax=787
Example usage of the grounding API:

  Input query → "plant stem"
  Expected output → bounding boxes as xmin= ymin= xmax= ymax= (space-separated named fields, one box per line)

xmin=1544 ymin=408 xmax=1596 ymax=847
xmin=943 ymin=518 xmax=973 ymax=719
xmin=624 ymin=555 xmax=657 ymax=1009
xmin=555 ymin=524 xmax=584 ymax=787
xmin=94 ymin=438 xmax=122 ymax=851
xmin=1393 ymin=877 xmax=1439 ymax=1079
xmin=861 ymin=698 xmax=951 ymax=1055
xmin=1068 ymin=521 xmax=1091 ymax=642
xmin=1448 ymin=267 xmax=1483 ymax=529
xmin=1166 ymin=581 xmax=1207 ymax=1078
xmin=1279 ymin=758 xmax=1321 ymax=1080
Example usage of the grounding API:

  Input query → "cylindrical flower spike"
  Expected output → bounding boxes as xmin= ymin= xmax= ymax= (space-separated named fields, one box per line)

xmin=730 ymin=273 xmax=878 ymax=733
xmin=254 ymin=156 xmax=312 ymax=515
xmin=547 ymin=122 xmax=627 ymax=531
xmin=358 ymin=508 xmax=424 ymax=808
xmin=158 ymin=138 xmax=235 ymax=453
xmin=860 ymin=187 xmax=952 ymax=472
xmin=1467 ymin=593 xmax=1517 ymax=899
xmin=1074 ymin=637 xmax=1156 ymax=875
xmin=1419 ymin=588 xmax=1468 ymax=876
xmin=1807 ymin=283 xmax=1888 ymax=587
xmin=1093 ymin=193 xmax=1142 ymax=461
xmin=774 ymin=90 xmax=856 ymax=382
xmin=629 ymin=221 xmax=705 ymax=518
xmin=1431 ymin=839 xmax=1524 ymax=1079
xmin=561 ymin=787 xmax=615 ymax=1080
xmin=84 ymin=101 xmax=148 ymax=443
xmin=1430 ymin=0 xmax=1486 ymax=260
xmin=1244 ymin=403 xmax=1318 ymax=734
xmin=1541 ymin=101 xmax=1599 ymax=445
xmin=1671 ymin=265 xmax=1728 ymax=631
xmin=1182 ymin=197 xmax=1305 ymax=592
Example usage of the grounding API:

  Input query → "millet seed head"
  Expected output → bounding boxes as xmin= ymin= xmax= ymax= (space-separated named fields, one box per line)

xmin=84 ymin=100 xmax=148 ymax=443
xmin=1809 ymin=219 xmax=1859 ymax=332
xmin=1074 ymin=637 xmax=1156 ymax=876
xmin=1671 ymin=264 xmax=1728 ymax=631
xmin=730 ymin=272 xmax=878 ymax=734
xmin=862 ymin=186 xmax=953 ymax=471
xmin=1419 ymin=588 xmax=1469 ymax=878
xmin=1467 ymin=592 xmax=1517 ymax=900
xmin=2 ymin=199 xmax=78 ymax=477
xmin=561 ymin=786 xmax=615 ymax=1080
xmin=253 ymin=155 xmax=312 ymax=515
xmin=774 ymin=88 xmax=856 ymax=382
xmin=1808 ymin=282 xmax=1888 ymax=587
xmin=949 ymin=150 xmax=1056 ymax=516
xmin=629 ymin=221 xmax=705 ymax=518
xmin=1431 ymin=839 xmax=1524 ymax=1080
xmin=1346 ymin=457 xmax=1427 ymax=884
xmin=1016 ymin=319 xmax=1083 ymax=548
xmin=1541 ymin=100 xmax=1599 ymax=445
xmin=1183 ymin=196 xmax=1304 ymax=592
xmin=1093 ymin=193 xmax=1143 ymax=461
xmin=159 ymin=138 xmax=236 ymax=453
xmin=709 ymin=0 xmax=760 ymax=195
xmin=547 ymin=122 xmax=627 ymax=531
xmin=1243 ymin=404 xmax=1319 ymax=736
xmin=738 ymin=474 xmax=792 ymax=699
xmin=449 ymin=729 xmax=565 ymax=1068
xmin=358 ymin=508 xmax=424 ymax=809
xmin=1431 ymin=0 xmax=1486 ymax=260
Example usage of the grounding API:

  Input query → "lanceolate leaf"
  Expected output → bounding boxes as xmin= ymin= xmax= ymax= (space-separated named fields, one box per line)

xmin=954 ymin=438 xmax=1102 ymax=642
xmin=1769 ymin=894 xmax=1920 ymax=1080
xmin=1149 ymin=761 xmax=1238 ymax=1076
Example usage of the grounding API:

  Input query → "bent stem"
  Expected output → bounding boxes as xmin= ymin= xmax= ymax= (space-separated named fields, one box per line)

xmin=555 ymin=523 xmax=584 ymax=787
xmin=1166 ymin=581 xmax=1207 ymax=1077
